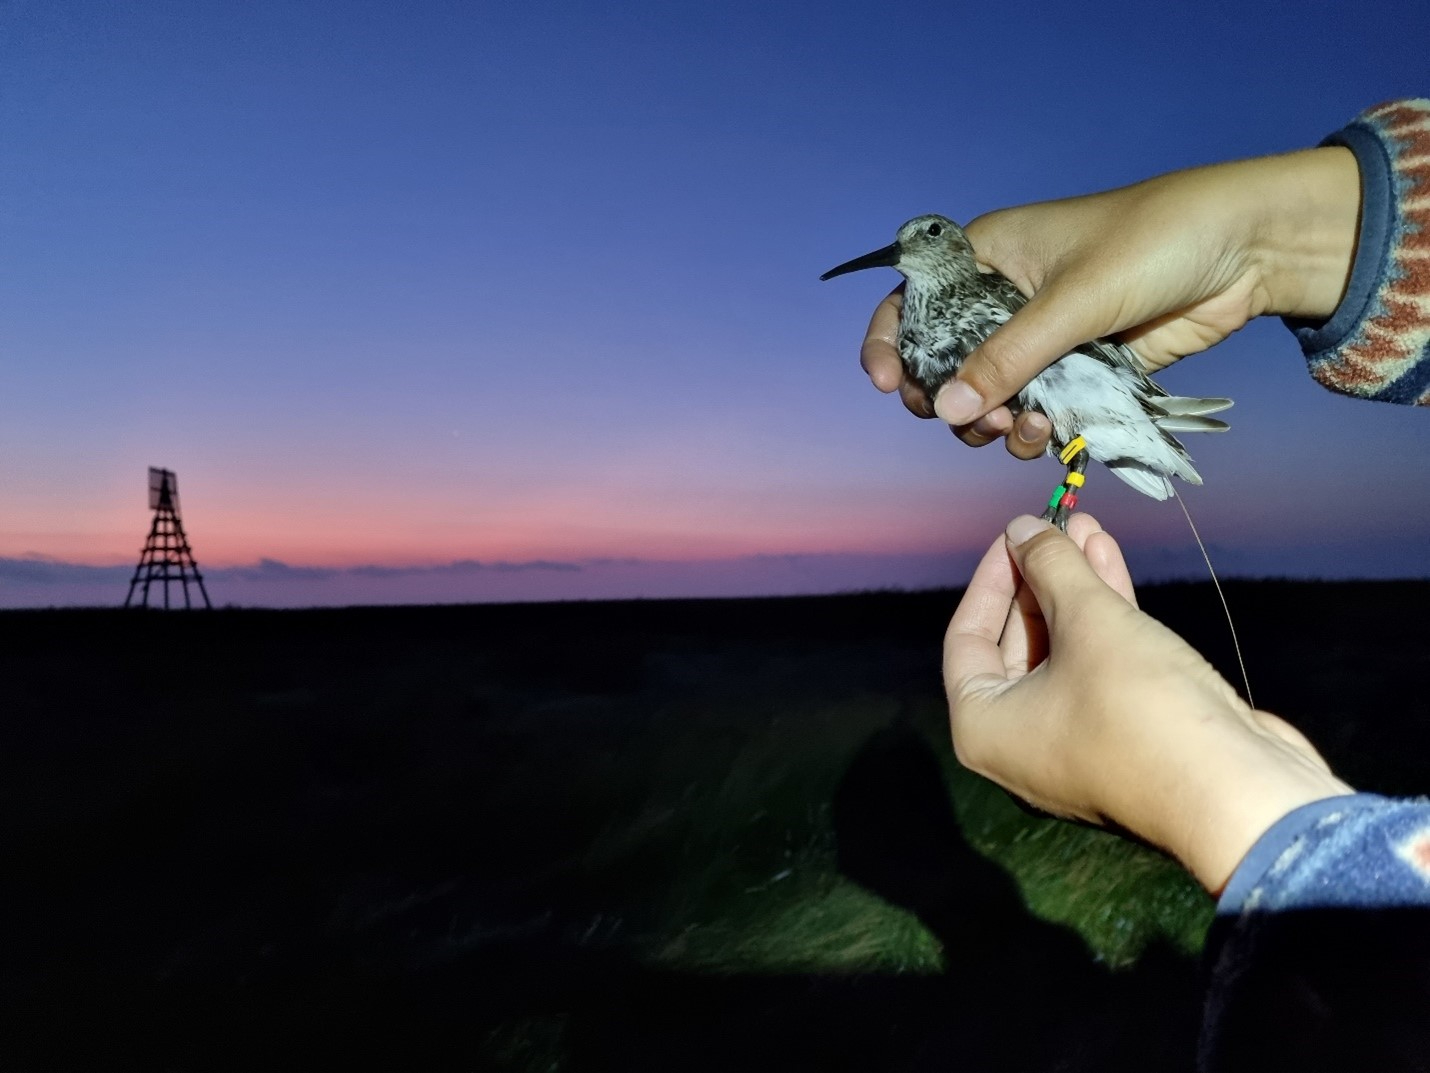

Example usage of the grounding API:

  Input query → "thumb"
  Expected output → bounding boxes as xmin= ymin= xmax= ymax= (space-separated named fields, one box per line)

xmin=1003 ymin=515 xmax=1112 ymax=630
xmin=933 ymin=279 xmax=1101 ymax=425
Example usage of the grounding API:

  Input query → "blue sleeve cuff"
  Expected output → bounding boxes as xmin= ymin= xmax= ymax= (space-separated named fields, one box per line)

xmin=1201 ymin=792 xmax=1430 ymax=1068
xmin=1282 ymin=126 xmax=1397 ymax=374
xmin=1282 ymin=99 xmax=1430 ymax=405
xmin=1217 ymin=793 xmax=1430 ymax=915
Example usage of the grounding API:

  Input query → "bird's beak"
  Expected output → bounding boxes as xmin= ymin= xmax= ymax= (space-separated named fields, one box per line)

xmin=819 ymin=242 xmax=901 ymax=281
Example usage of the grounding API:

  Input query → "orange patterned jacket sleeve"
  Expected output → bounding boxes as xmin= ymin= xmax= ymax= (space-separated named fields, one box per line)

xmin=1287 ymin=99 xmax=1430 ymax=405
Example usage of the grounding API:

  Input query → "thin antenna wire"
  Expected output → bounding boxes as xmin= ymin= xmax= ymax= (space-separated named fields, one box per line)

xmin=1171 ymin=488 xmax=1253 ymax=708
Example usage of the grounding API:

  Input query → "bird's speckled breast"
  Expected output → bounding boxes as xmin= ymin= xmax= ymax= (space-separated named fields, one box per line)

xmin=896 ymin=289 xmax=1010 ymax=398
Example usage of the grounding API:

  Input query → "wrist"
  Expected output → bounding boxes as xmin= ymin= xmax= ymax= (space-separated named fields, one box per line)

xmin=1168 ymin=716 xmax=1354 ymax=894
xmin=1249 ymin=147 xmax=1362 ymax=321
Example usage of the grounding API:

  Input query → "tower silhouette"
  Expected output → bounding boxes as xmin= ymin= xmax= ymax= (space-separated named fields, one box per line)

xmin=125 ymin=467 xmax=212 ymax=610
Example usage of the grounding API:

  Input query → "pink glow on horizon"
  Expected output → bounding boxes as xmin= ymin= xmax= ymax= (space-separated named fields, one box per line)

xmin=3 ymin=466 xmax=1044 ymax=570
xmin=2 ymin=443 xmax=1405 ymax=578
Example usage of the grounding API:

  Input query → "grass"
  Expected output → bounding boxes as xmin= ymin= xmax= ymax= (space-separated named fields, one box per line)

xmin=950 ymin=772 xmax=1214 ymax=966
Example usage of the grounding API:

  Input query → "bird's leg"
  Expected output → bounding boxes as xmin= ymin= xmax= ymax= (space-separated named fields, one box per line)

xmin=1040 ymin=436 xmax=1088 ymax=533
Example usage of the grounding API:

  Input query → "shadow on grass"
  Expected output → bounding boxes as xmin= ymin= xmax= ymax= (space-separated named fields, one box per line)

xmin=831 ymin=720 xmax=1203 ymax=1072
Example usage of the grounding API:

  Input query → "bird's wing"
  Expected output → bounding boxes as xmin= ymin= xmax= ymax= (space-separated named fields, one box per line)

xmin=1078 ymin=334 xmax=1151 ymax=379
xmin=982 ymin=272 xmax=1157 ymax=405
xmin=981 ymin=271 xmax=1028 ymax=314
xmin=983 ymin=271 xmax=1236 ymax=448
xmin=983 ymin=271 xmax=1153 ymax=381
xmin=932 ymin=273 xmax=1022 ymax=356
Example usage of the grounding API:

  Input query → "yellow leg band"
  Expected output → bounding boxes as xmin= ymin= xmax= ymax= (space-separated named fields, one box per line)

xmin=1058 ymin=436 xmax=1088 ymax=465
xmin=1065 ymin=471 xmax=1085 ymax=488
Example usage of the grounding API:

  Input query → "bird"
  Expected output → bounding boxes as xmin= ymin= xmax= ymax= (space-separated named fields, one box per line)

xmin=821 ymin=214 xmax=1232 ymax=530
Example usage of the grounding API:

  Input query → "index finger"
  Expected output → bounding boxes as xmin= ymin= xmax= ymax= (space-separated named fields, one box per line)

xmin=1066 ymin=513 xmax=1136 ymax=607
xmin=860 ymin=287 xmax=904 ymax=393
xmin=945 ymin=534 xmax=1020 ymax=693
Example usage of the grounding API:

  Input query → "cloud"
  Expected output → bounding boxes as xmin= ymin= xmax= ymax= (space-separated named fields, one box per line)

xmin=343 ymin=559 xmax=582 ymax=579
xmin=3 ymin=539 xmax=1427 ymax=611
xmin=220 ymin=558 xmax=338 ymax=582
xmin=0 ymin=549 xmax=971 ymax=608
xmin=0 ymin=554 xmax=586 ymax=588
xmin=0 ymin=556 xmax=131 ymax=585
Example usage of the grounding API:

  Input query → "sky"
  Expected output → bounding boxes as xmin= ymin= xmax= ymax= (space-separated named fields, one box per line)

xmin=3 ymin=0 xmax=1430 ymax=608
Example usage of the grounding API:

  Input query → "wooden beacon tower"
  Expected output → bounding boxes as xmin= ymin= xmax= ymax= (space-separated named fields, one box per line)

xmin=125 ymin=467 xmax=212 ymax=610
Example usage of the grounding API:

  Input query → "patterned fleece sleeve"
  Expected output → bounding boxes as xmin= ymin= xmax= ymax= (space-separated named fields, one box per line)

xmin=1198 ymin=794 xmax=1430 ymax=1070
xmin=1286 ymin=99 xmax=1430 ymax=405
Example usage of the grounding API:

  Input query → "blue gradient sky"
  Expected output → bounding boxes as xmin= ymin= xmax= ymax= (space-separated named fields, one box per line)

xmin=4 ymin=0 xmax=1429 ymax=607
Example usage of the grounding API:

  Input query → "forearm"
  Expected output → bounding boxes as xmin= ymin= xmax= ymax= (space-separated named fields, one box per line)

xmin=1117 ymin=146 xmax=1361 ymax=325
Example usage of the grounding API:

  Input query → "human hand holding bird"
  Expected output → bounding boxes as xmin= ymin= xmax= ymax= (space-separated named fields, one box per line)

xmin=825 ymin=212 xmax=1235 ymax=528
xmin=853 ymin=146 xmax=1361 ymax=458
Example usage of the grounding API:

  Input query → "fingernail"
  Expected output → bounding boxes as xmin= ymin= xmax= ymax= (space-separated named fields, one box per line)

xmin=1005 ymin=515 xmax=1050 ymax=547
xmin=1017 ymin=414 xmax=1050 ymax=444
xmin=934 ymin=380 xmax=983 ymax=425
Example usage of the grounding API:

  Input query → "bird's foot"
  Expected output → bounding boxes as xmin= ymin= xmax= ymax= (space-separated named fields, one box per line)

xmin=1040 ymin=496 xmax=1073 ymax=533
xmin=1040 ymin=436 xmax=1088 ymax=534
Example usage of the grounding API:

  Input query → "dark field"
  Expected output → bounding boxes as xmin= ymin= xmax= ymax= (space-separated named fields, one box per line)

xmin=4 ymin=582 xmax=1429 ymax=1071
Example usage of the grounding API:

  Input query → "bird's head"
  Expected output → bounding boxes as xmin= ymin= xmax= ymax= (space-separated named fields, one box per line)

xmin=820 ymin=214 xmax=976 ymax=285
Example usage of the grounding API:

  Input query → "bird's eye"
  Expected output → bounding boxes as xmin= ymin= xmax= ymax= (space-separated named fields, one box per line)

xmin=927 ymin=223 xmax=942 ymax=237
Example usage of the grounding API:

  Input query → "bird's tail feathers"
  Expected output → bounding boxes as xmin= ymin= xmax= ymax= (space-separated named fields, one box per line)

xmin=1149 ymin=396 xmax=1231 ymax=434
xmin=1149 ymin=394 xmax=1229 ymax=429
xmin=1150 ymin=396 xmax=1233 ymax=417
xmin=1154 ymin=413 xmax=1230 ymax=433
